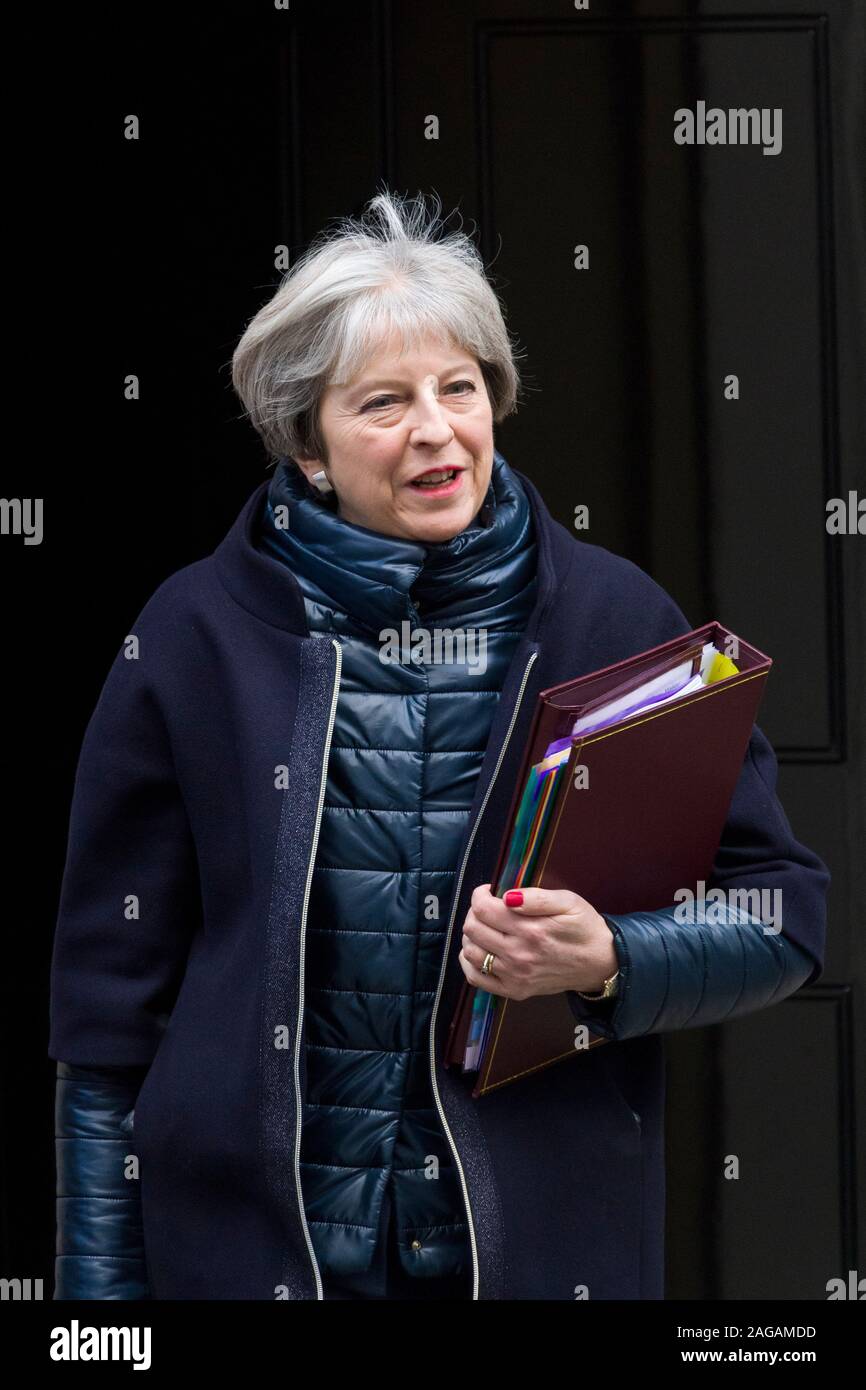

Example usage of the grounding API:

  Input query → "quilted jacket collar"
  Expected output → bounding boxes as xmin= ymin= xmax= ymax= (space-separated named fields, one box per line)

xmin=257 ymin=449 xmax=534 ymax=631
xmin=213 ymin=450 xmax=561 ymax=640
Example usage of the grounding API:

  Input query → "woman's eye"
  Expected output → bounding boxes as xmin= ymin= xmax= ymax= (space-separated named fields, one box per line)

xmin=362 ymin=380 xmax=475 ymax=411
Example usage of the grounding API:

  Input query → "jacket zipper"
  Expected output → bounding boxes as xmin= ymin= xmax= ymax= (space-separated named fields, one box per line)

xmin=293 ymin=636 xmax=343 ymax=1301
xmin=427 ymin=648 xmax=538 ymax=1300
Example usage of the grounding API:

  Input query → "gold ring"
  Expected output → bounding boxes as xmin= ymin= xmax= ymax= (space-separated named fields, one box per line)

xmin=481 ymin=952 xmax=496 ymax=976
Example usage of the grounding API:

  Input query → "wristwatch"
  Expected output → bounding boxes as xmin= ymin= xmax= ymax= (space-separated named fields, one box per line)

xmin=576 ymin=969 xmax=620 ymax=1002
xmin=577 ymin=915 xmax=621 ymax=1000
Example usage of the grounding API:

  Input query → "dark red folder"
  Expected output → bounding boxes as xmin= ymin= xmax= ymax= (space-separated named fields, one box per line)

xmin=445 ymin=620 xmax=772 ymax=1097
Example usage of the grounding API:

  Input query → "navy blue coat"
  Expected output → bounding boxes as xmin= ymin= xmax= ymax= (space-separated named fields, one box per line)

xmin=48 ymin=454 xmax=829 ymax=1300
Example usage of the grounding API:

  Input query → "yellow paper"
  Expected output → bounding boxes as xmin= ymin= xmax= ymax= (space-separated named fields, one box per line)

xmin=705 ymin=650 xmax=739 ymax=684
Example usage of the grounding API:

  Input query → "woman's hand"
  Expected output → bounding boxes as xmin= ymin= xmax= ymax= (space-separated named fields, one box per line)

xmin=458 ymin=883 xmax=619 ymax=1000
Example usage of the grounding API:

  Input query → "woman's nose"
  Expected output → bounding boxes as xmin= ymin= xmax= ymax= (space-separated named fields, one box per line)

xmin=409 ymin=390 xmax=454 ymax=444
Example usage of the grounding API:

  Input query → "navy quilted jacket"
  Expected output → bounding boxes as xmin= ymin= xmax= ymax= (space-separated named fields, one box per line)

xmin=259 ymin=454 xmax=538 ymax=1282
xmin=50 ymin=452 xmax=829 ymax=1300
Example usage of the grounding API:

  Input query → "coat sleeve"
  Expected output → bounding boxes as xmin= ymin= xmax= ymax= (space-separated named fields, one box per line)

xmin=54 ymin=1062 xmax=151 ymax=1299
xmin=48 ymin=619 xmax=201 ymax=1297
xmin=566 ymin=725 xmax=830 ymax=1040
xmin=47 ymin=631 xmax=201 ymax=1068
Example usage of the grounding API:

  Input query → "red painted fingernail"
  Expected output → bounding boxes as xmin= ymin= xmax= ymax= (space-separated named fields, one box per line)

xmin=504 ymin=890 xmax=524 ymax=907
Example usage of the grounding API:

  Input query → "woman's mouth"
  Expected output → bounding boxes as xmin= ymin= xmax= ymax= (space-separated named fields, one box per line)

xmin=408 ymin=468 xmax=464 ymax=497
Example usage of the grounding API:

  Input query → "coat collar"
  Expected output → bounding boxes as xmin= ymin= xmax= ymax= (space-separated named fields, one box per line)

xmin=214 ymin=449 xmax=562 ymax=640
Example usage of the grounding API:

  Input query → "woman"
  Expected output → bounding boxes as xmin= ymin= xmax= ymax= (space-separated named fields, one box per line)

xmin=49 ymin=189 xmax=829 ymax=1301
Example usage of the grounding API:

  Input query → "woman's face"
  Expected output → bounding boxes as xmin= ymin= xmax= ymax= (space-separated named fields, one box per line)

xmin=294 ymin=329 xmax=495 ymax=542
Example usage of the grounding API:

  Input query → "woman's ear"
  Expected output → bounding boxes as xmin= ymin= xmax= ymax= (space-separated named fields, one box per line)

xmin=293 ymin=454 xmax=324 ymax=486
xmin=294 ymin=455 xmax=334 ymax=495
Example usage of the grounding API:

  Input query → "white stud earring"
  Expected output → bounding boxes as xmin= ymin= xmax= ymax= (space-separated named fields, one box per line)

xmin=310 ymin=469 xmax=334 ymax=494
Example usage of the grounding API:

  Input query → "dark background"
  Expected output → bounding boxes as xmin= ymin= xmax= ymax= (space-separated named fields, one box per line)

xmin=2 ymin=0 xmax=863 ymax=1301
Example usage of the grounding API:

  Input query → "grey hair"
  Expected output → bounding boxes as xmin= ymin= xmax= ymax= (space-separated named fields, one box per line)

xmin=230 ymin=186 xmax=524 ymax=466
